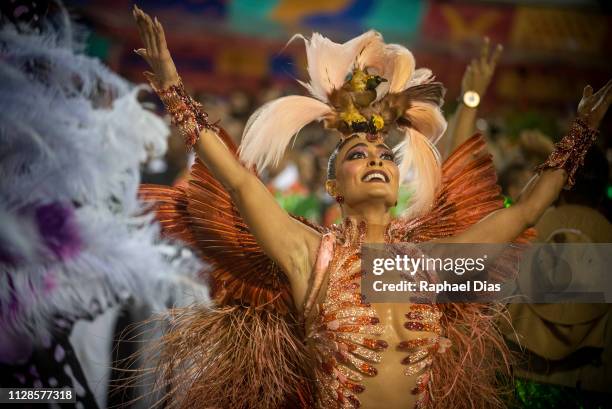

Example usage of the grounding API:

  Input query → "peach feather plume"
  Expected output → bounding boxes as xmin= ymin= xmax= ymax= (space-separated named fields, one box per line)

xmin=238 ymin=95 xmax=332 ymax=170
xmin=355 ymin=41 xmax=417 ymax=98
xmin=291 ymin=30 xmax=384 ymax=102
xmin=405 ymin=100 xmax=447 ymax=145
xmin=395 ymin=100 xmax=446 ymax=217
xmin=395 ymin=128 xmax=442 ymax=218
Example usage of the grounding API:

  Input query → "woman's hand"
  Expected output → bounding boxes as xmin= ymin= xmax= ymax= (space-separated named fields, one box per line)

xmin=578 ymin=79 xmax=612 ymax=129
xmin=461 ymin=37 xmax=503 ymax=98
xmin=444 ymin=38 xmax=503 ymax=156
xmin=132 ymin=5 xmax=179 ymax=89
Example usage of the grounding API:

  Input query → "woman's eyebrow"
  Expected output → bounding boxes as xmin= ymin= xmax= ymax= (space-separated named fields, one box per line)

xmin=376 ymin=143 xmax=392 ymax=151
xmin=344 ymin=143 xmax=368 ymax=158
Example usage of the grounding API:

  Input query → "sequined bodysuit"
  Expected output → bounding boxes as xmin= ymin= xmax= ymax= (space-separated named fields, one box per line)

xmin=304 ymin=219 xmax=451 ymax=409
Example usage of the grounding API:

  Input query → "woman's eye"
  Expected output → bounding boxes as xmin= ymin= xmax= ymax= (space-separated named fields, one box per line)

xmin=381 ymin=152 xmax=395 ymax=161
xmin=348 ymin=151 xmax=366 ymax=160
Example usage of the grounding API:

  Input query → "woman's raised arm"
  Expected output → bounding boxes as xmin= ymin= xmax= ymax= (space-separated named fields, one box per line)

xmin=440 ymin=38 xmax=502 ymax=159
xmin=441 ymin=79 xmax=612 ymax=244
xmin=132 ymin=6 xmax=321 ymax=310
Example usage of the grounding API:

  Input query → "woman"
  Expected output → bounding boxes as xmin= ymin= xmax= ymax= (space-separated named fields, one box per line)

xmin=132 ymin=6 xmax=611 ymax=409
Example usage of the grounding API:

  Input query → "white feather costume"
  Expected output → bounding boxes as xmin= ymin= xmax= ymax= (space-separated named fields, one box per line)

xmin=0 ymin=12 xmax=208 ymax=343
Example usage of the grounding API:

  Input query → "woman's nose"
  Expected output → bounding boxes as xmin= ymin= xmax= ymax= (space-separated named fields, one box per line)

xmin=369 ymin=159 xmax=383 ymax=166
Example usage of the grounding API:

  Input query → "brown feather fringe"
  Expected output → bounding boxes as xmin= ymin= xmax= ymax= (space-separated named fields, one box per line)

xmin=136 ymin=306 xmax=315 ymax=409
xmin=390 ymin=82 xmax=446 ymax=110
xmin=431 ymin=303 xmax=515 ymax=409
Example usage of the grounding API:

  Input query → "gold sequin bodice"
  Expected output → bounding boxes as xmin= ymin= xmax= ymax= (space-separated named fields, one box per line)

xmin=305 ymin=219 xmax=450 ymax=409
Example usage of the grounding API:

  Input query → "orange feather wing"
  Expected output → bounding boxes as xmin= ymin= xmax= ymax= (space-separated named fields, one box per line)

xmin=389 ymin=133 xmax=535 ymax=244
xmin=139 ymin=129 xmax=318 ymax=314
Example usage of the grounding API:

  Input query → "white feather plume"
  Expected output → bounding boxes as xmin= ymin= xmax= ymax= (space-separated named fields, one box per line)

xmin=351 ymin=40 xmax=416 ymax=97
xmin=0 ymin=16 xmax=208 ymax=341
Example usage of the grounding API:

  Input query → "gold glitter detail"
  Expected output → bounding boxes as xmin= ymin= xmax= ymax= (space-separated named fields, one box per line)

xmin=151 ymin=78 xmax=219 ymax=147
xmin=404 ymin=304 xmax=442 ymax=334
xmin=413 ymin=371 xmax=432 ymax=409
xmin=326 ymin=306 xmax=377 ymax=320
xmin=337 ymin=364 xmax=364 ymax=382
xmin=403 ymin=348 xmax=429 ymax=365
xmin=404 ymin=356 xmax=433 ymax=376
xmin=351 ymin=346 xmax=382 ymax=363
xmin=399 ymin=337 xmax=437 ymax=350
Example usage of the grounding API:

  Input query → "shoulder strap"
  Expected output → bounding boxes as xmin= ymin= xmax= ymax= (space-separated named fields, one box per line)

xmin=303 ymin=232 xmax=335 ymax=320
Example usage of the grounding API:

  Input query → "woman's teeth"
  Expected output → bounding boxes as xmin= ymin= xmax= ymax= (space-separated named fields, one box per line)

xmin=363 ymin=172 xmax=386 ymax=182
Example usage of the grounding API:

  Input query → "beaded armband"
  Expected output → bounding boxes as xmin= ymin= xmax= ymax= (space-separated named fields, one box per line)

xmin=534 ymin=118 xmax=599 ymax=189
xmin=151 ymin=78 xmax=219 ymax=147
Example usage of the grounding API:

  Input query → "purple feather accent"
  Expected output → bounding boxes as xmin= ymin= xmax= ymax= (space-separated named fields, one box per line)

xmin=43 ymin=271 xmax=56 ymax=293
xmin=35 ymin=202 xmax=81 ymax=260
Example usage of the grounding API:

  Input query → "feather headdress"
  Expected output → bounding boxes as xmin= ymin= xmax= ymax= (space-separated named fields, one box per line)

xmin=239 ymin=30 xmax=447 ymax=217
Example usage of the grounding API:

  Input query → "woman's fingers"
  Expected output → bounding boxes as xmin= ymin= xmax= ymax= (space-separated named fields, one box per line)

xmin=154 ymin=17 xmax=168 ymax=53
xmin=598 ymin=79 xmax=612 ymax=109
xmin=136 ymin=9 xmax=155 ymax=54
xmin=490 ymin=44 xmax=503 ymax=69
xmin=134 ymin=48 xmax=150 ymax=64
xmin=480 ymin=37 xmax=490 ymax=65
xmin=579 ymin=80 xmax=612 ymax=127
xmin=469 ymin=58 xmax=476 ymax=71
xmin=133 ymin=6 xmax=180 ymax=88
xmin=589 ymin=81 xmax=612 ymax=126
xmin=592 ymin=79 xmax=612 ymax=101
xmin=133 ymin=7 xmax=147 ymax=46
xmin=463 ymin=64 xmax=473 ymax=87
xmin=605 ymin=80 xmax=612 ymax=105
xmin=142 ymin=12 xmax=158 ymax=55
xmin=134 ymin=6 xmax=155 ymax=55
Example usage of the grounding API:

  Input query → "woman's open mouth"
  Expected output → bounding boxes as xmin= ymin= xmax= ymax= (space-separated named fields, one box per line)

xmin=361 ymin=170 xmax=389 ymax=183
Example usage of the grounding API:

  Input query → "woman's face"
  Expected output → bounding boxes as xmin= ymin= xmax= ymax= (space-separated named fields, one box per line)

xmin=331 ymin=135 xmax=400 ymax=208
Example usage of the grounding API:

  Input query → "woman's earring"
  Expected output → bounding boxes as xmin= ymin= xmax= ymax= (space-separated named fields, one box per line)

xmin=336 ymin=195 xmax=344 ymax=204
xmin=394 ymin=201 xmax=398 ymax=207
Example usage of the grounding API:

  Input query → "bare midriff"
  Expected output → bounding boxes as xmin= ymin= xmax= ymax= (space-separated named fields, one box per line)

xmin=359 ymin=303 xmax=437 ymax=409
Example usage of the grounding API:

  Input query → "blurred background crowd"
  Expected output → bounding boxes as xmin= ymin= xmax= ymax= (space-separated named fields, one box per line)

xmin=2 ymin=0 xmax=612 ymax=407
xmin=64 ymin=0 xmax=612 ymax=228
